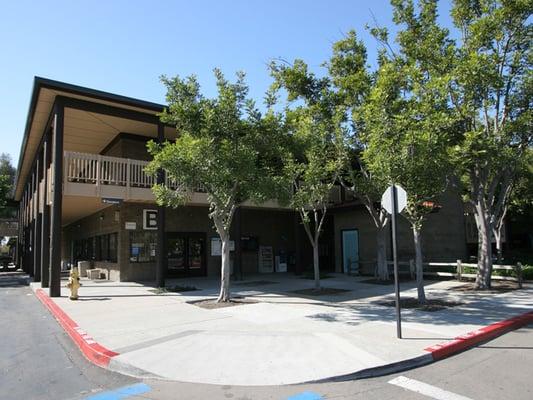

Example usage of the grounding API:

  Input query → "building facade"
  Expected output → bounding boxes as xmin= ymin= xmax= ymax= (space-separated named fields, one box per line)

xmin=15 ymin=77 xmax=468 ymax=296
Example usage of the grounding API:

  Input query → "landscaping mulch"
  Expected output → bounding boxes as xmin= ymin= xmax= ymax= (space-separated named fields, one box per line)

xmin=189 ymin=298 xmax=258 ymax=309
xmin=149 ymin=285 xmax=199 ymax=294
xmin=450 ymin=280 xmax=521 ymax=293
xmin=300 ymin=273 xmax=334 ymax=280
xmin=290 ymin=287 xmax=351 ymax=297
xmin=376 ymin=297 xmax=463 ymax=312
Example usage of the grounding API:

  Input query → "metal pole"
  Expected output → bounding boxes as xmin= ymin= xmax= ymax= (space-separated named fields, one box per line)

xmin=391 ymin=184 xmax=402 ymax=339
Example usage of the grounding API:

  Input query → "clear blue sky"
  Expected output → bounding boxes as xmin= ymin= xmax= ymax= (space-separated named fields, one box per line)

xmin=0 ymin=0 xmax=454 ymax=166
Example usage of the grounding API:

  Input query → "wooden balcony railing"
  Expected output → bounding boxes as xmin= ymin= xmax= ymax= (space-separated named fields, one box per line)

xmin=63 ymin=152 xmax=204 ymax=199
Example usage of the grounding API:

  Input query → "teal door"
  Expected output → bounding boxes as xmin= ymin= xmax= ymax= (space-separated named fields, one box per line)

xmin=342 ymin=230 xmax=359 ymax=274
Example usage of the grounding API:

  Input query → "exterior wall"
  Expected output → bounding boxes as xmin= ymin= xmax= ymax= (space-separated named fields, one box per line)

xmin=63 ymin=201 xmax=297 ymax=282
xmin=240 ymin=208 xmax=296 ymax=274
xmin=333 ymin=187 xmax=468 ymax=274
xmin=62 ymin=205 xmax=121 ymax=280
xmin=101 ymin=134 xmax=152 ymax=161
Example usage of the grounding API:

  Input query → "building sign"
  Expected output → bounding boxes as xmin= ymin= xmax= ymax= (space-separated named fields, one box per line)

xmin=143 ymin=209 xmax=158 ymax=230
xmin=102 ymin=197 xmax=123 ymax=205
xmin=210 ymin=237 xmax=235 ymax=256
xmin=125 ymin=222 xmax=136 ymax=230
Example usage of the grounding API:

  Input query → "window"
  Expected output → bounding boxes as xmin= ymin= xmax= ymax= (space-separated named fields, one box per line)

xmin=130 ymin=231 xmax=157 ymax=263
xmin=74 ymin=233 xmax=118 ymax=262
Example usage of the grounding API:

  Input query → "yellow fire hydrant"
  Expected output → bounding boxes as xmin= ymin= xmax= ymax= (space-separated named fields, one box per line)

xmin=67 ymin=267 xmax=81 ymax=300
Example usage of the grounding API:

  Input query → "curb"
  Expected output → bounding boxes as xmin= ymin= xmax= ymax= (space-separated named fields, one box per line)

xmin=35 ymin=289 xmax=119 ymax=367
xmin=425 ymin=310 xmax=533 ymax=360
xmin=302 ymin=309 xmax=533 ymax=384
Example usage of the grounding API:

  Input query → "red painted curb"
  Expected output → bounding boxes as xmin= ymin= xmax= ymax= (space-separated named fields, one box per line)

xmin=425 ymin=310 xmax=533 ymax=360
xmin=35 ymin=289 xmax=119 ymax=367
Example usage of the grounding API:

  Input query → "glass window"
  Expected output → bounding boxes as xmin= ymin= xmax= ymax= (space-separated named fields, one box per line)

xmin=130 ymin=231 xmax=157 ymax=263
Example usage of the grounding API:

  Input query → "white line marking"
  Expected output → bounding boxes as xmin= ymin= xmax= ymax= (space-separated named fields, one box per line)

xmin=389 ymin=376 xmax=474 ymax=400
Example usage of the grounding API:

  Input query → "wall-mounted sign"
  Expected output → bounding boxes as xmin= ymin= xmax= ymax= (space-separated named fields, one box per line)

xmin=210 ymin=237 xmax=235 ymax=256
xmin=259 ymin=246 xmax=274 ymax=273
xmin=102 ymin=197 xmax=123 ymax=205
xmin=143 ymin=209 xmax=158 ymax=230
xmin=125 ymin=222 xmax=136 ymax=230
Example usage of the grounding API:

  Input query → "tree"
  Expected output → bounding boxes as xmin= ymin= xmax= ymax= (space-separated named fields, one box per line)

xmin=448 ymin=0 xmax=532 ymax=288
xmin=0 ymin=153 xmax=16 ymax=215
xmin=146 ymin=70 xmax=282 ymax=302
xmin=269 ymin=60 xmax=339 ymax=289
xmin=326 ymin=30 xmax=392 ymax=281
xmin=362 ymin=0 xmax=456 ymax=303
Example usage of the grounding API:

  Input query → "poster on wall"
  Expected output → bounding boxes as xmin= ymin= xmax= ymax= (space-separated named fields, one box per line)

xmin=210 ymin=237 xmax=235 ymax=256
xmin=259 ymin=246 xmax=274 ymax=273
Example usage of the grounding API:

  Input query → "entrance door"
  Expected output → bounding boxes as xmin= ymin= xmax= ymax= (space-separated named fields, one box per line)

xmin=167 ymin=233 xmax=206 ymax=277
xmin=341 ymin=229 xmax=359 ymax=274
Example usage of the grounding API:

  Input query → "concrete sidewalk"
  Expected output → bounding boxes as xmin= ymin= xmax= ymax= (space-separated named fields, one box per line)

xmin=31 ymin=274 xmax=532 ymax=386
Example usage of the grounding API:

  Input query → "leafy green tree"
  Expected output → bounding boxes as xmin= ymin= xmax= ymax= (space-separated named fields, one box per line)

xmin=362 ymin=0 xmax=456 ymax=303
xmin=326 ymin=30 xmax=392 ymax=281
xmin=269 ymin=61 xmax=339 ymax=289
xmin=448 ymin=0 xmax=532 ymax=288
xmin=0 ymin=153 xmax=16 ymax=217
xmin=146 ymin=70 xmax=283 ymax=302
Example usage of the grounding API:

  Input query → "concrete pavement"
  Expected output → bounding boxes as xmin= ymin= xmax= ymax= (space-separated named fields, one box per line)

xmin=30 ymin=273 xmax=533 ymax=386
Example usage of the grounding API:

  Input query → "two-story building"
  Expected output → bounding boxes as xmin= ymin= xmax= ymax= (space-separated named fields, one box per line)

xmin=14 ymin=77 xmax=468 ymax=296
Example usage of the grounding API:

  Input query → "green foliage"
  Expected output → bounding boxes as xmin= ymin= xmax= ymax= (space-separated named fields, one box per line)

xmin=146 ymin=70 xmax=285 ymax=232
xmin=362 ymin=0 xmax=456 ymax=229
xmin=0 ymin=153 xmax=16 ymax=216
xmin=269 ymin=60 xmax=340 ymax=236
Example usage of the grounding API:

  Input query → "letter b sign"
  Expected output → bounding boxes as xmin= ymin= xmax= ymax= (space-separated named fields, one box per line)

xmin=143 ymin=209 xmax=158 ymax=230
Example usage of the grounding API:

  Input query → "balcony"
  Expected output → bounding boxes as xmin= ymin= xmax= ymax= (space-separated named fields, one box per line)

xmin=63 ymin=151 xmax=208 ymax=203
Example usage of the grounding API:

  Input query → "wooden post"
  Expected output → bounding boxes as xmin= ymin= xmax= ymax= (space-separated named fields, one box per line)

xmin=33 ymin=155 xmax=42 ymax=282
xmin=456 ymin=259 xmax=462 ymax=281
xmin=155 ymin=123 xmax=167 ymax=288
xmin=49 ymin=101 xmax=64 ymax=297
xmin=41 ymin=134 xmax=51 ymax=288
xmin=409 ymin=259 xmax=415 ymax=280
xmin=515 ymin=262 xmax=523 ymax=289
xmin=294 ymin=211 xmax=302 ymax=275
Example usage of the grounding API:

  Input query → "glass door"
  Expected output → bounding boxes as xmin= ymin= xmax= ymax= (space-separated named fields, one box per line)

xmin=167 ymin=233 xmax=206 ymax=277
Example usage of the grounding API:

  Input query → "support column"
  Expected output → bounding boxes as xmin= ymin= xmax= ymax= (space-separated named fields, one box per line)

xmin=49 ymin=101 xmax=64 ymax=297
xmin=33 ymin=156 xmax=42 ymax=281
xmin=155 ymin=123 xmax=167 ymax=288
xmin=41 ymin=133 xmax=51 ymax=288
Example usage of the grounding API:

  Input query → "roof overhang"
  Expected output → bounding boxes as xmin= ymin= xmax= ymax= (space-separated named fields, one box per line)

xmin=14 ymin=77 xmax=170 ymax=201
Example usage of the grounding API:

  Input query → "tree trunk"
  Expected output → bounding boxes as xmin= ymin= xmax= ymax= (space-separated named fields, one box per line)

xmin=494 ymin=227 xmax=503 ymax=265
xmin=217 ymin=233 xmax=231 ymax=302
xmin=313 ymin=242 xmax=320 ymax=290
xmin=474 ymin=205 xmax=493 ymax=290
xmin=376 ymin=225 xmax=389 ymax=281
xmin=412 ymin=225 xmax=426 ymax=304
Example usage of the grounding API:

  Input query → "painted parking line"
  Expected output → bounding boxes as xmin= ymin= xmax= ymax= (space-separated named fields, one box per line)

xmin=85 ymin=383 xmax=151 ymax=400
xmin=286 ymin=391 xmax=323 ymax=400
xmin=389 ymin=376 xmax=474 ymax=400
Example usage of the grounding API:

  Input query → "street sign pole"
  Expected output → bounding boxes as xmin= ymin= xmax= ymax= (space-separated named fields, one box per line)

xmin=391 ymin=184 xmax=402 ymax=339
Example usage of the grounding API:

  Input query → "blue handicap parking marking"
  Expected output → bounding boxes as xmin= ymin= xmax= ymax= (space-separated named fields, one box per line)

xmin=286 ymin=391 xmax=323 ymax=400
xmin=85 ymin=383 xmax=151 ymax=400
